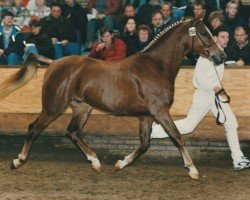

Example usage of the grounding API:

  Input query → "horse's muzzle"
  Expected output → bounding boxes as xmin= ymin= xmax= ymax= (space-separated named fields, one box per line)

xmin=210 ymin=53 xmax=226 ymax=66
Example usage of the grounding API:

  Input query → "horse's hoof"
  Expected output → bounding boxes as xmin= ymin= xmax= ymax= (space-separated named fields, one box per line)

xmin=115 ymin=160 xmax=124 ymax=170
xmin=189 ymin=172 xmax=199 ymax=180
xmin=92 ymin=164 xmax=101 ymax=173
xmin=10 ymin=160 xmax=17 ymax=170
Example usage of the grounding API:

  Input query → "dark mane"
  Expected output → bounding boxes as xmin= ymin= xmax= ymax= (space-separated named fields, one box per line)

xmin=140 ymin=20 xmax=184 ymax=53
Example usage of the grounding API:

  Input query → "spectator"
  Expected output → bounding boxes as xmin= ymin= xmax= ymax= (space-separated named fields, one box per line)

xmin=224 ymin=0 xmax=247 ymax=45
xmin=29 ymin=0 xmax=51 ymax=19
xmin=209 ymin=10 xmax=225 ymax=31
xmin=62 ymin=0 xmax=88 ymax=54
xmin=9 ymin=0 xmax=31 ymax=29
xmin=161 ymin=2 xmax=178 ymax=26
xmin=123 ymin=0 xmax=148 ymax=12
xmin=84 ymin=0 xmax=122 ymax=52
xmin=137 ymin=0 xmax=161 ymax=26
xmin=23 ymin=19 xmax=55 ymax=60
xmin=88 ymin=26 xmax=127 ymax=61
xmin=0 ymin=0 xmax=11 ymax=21
xmin=0 ymin=11 xmax=25 ymax=65
xmin=184 ymin=0 xmax=209 ymax=26
xmin=226 ymin=26 xmax=250 ymax=66
xmin=40 ymin=3 xmax=79 ymax=59
xmin=120 ymin=17 xmax=138 ymax=56
xmin=136 ymin=24 xmax=151 ymax=51
xmin=116 ymin=4 xmax=140 ymax=33
xmin=151 ymin=10 xmax=164 ymax=37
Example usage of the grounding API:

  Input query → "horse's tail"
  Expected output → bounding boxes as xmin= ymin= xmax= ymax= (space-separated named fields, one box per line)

xmin=0 ymin=53 xmax=53 ymax=100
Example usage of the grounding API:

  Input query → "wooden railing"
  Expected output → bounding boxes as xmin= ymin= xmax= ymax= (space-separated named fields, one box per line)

xmin=0 ymin=66 xmax=250 ymax=139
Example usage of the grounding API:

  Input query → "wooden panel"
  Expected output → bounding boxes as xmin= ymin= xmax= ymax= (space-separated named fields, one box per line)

xmin=0 ymin=67 xmax=250 ymax=116
xmin=0 ymin=113 xmax=249 ymax=140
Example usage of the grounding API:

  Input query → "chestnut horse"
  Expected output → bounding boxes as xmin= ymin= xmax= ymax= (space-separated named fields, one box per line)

xmin=0 ymin=13 xmax=225 ymax=180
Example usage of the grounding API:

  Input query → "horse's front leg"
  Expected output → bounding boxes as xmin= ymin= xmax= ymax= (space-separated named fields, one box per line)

xmin=151 ymin=105 xmax=199 ymax=180
xmin=115 ymin=116 xmax=154 ymax=170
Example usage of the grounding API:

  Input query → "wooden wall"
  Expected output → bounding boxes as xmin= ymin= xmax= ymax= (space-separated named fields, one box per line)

xmin=0 ymin=67 xmax=250 ymax=140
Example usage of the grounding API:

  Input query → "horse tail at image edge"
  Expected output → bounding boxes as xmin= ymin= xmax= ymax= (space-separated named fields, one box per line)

xmin=0 ymin=53 xmax=52 ymax=100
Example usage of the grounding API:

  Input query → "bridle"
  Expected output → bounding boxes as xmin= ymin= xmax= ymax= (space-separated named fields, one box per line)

xmin=189 ymin=20 xmax=218 ymax=56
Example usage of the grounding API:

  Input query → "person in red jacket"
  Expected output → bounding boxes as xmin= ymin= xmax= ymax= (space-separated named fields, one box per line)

xmin=88 ymin=27 xmax=126 ymax=61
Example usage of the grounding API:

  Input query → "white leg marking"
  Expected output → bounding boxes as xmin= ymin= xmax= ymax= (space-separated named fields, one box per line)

xmin=13 ymin=159 xmax=21 ymax=169
xmin=115 ymin=153 xmax=134 ymax=169
xmin=87 ymin=155 xmax=101 ymax=171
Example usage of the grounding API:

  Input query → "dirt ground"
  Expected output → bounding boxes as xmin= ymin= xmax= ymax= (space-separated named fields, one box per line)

xmin=0 ymin=146 xmax=249 ymax=200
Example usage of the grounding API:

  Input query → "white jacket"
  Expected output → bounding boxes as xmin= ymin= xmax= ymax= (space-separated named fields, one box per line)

xmin=193 ymin=56 xmax=224 ymax=91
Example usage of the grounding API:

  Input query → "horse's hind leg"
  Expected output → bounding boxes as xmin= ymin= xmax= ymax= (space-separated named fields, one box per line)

xmin=152 ymin=106 xmax=199 ymax=180
xmin=11 ymin=110 xmax=62 ymax=170
xmin=66 ymin=100 xmax=101 ymax=172
xmin=115 ymin=116 xmax=154 ymax=170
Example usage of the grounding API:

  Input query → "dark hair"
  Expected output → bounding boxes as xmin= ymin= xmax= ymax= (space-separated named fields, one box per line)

xmin=124 ymin=17 xmax=137 ymax=26
xmin=2 ymin=10 xmax=14 ymax=18
xmin=193 ymin=0 xmax=206 ymax=9
xmin=162 ymin=2 xmax=173 ymax=13
xmin=100 ymin=26 xmax=113 ymax=36
xmin=209 ymin=10 xmax=224 ymax=22
xmin=151 ymin=10 xmax=164 ymax=19
xmin=124 ymin=3 xmax=135 ymax=10
xmin=50 ymin=2 xmax=62 ymax=9
xmin=137 ymin=25 xmax=152 ymax=36
xmin=213 ymin=26 xmax=229 ymax=37
xmin=29 ymin=19 xmax=41 ymax=28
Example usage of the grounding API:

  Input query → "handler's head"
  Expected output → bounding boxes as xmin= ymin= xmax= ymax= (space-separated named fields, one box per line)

xmin=213 ymin=26 xmax=229 ymax=49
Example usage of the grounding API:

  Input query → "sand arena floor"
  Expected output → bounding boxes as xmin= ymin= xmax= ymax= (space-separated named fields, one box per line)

xmin=0 ymin=146 xmax=250 ymax=200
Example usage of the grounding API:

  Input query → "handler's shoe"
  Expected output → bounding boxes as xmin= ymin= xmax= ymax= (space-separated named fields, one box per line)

xmin=233 ymin=157 xmax=250 ymax=171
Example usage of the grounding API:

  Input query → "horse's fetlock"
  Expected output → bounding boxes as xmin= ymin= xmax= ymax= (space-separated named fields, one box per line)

xmin=18 ymin=154 xmax=26 ymax=162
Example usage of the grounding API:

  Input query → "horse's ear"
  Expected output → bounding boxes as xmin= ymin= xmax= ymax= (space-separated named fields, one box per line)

xmin=193 ymin=11 xmax=205 ymax=24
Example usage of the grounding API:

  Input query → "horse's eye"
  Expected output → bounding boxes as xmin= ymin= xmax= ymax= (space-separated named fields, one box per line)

xmin=201 ymin=31 xmax=208 ymax=37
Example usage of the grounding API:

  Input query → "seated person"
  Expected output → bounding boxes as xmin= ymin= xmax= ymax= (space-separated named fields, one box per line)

xmin=224 ymin=0 xmax=247 ymax=45
xmin=120 ymin=17 xmax=138 ymax=57
xmin=124 ymin=0 xmax=147 ymax=12
xmin=9 ymin=0 xmax=31 ymax=29
xmin=184 ymin=0 xmax=209 ymax=27
xmin=23 ymin=19 xmax=55 ymax=60
xmin=29 ymin=0 xmax=51 ymax=19
xmin=116 ymin=4 xmax=140 ymax=33
xmin=208 ymin=10 xmax=225 ymax=31
xmin=161 ymin=2 xmax=178 ymax=26
xmin=150 ymin=10 xmax=164 ymax=37
xmin=0 ymin=11 xmax=25 ymax=65
xmin=226 ymin=26 xmax=250 ymax=66
xmin=62 ymin=0 xmax=88 ymax=53
xmin=136 ymin=24 xmax=152 ymax=51
xmin=40 ymin=3 xmax=79 ymax=59
xmin=85 ymin=0 xmax=122 ymax=51
xmin=88 ymin=27 xmax=127 ymax=61
xmin=137 ymin=0 xmax=161 ymax=26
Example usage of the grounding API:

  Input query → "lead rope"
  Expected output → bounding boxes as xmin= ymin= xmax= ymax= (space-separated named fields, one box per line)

xmin=212 ymin=64 xmax=230 ymax=125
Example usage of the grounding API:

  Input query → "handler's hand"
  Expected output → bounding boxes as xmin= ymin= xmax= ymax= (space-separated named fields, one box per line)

xmin=0 ymin=49 xmax=4 ymax=56
xmin=214 ymin=86 xmax=222 ymax=94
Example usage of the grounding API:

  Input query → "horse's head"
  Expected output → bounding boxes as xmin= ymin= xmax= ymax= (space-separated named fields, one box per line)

xmin=188 ymin=12 xmax=226 ymax=65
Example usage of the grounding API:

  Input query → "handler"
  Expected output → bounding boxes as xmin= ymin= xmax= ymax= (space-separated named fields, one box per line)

xmin=151 ymin=26 xmax=250 ymax=171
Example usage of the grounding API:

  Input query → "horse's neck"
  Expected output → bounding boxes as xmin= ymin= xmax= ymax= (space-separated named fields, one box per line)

xmin=147 ymin=27 xmax=190 ymax=78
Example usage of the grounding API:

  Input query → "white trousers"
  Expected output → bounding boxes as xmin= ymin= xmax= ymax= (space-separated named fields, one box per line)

xmin=151 ymin=89 xmax=244 ymax=164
